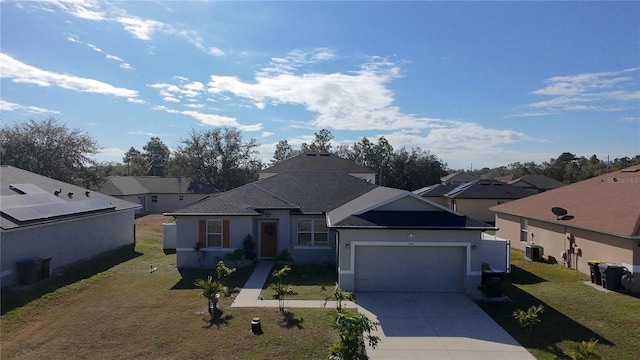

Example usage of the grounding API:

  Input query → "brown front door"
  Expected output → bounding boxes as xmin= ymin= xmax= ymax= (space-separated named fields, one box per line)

xmin=260 ymin=222 xmax=278 ymax=257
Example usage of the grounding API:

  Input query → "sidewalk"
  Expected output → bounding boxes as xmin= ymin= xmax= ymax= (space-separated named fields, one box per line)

xmin=231 ymin=260 xmax=355 ymax=309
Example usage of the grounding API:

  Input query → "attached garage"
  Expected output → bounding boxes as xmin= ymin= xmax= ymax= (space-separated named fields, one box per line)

xmin=354 ymin=244 xmax=467 ymax=293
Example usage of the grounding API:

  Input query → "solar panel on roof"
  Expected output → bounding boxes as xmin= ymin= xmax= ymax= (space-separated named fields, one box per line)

xmin=9 ymin=184 xmax=49 ymax=195
xmin=0 ymin=193 xmax=66 ymax=209
xmin=1 ymin=199 xmax=115 ymax=222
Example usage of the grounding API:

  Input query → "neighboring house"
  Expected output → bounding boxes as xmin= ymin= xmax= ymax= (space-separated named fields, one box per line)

xmin=166 ymin=154 xmax=505 ymax=295
xmin=441 ymin=172 xmax=480 ymax=185
xmin=508 ymin=174 xmax=566 ymax=193
xmin=442 ymin=179 xmax=537 ymax=224
xmin=413 ymin=183 xmax=458 ymax=207
xmin=259 ymin=152 xmax=376 ymax=183
xmin=100 ymin=176 xmax=214 ymax=214
xmin=1 ymin=166 xmax=140 ymax=287
xmin=491 ymin=166 xmax=640 ymax=293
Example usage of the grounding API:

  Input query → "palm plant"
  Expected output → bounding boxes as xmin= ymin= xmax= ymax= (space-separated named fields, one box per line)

xmin=270 ymin=265 xmax=293 ymax=314
xmin=194 ymin=276 xmax=224 ymax=317
xmin=512 ymin=304 xmax=544 ymax=334
xmin=564 ymin=339 xmax=602 ymax=360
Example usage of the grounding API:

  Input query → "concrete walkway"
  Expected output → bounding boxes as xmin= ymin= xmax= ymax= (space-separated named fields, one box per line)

xmin=232 ymin=261 xmax=533 ymax=359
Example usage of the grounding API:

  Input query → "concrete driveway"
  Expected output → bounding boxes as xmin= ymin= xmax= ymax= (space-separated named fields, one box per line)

xmin=356 ymin=293 xmax=535 ymax=360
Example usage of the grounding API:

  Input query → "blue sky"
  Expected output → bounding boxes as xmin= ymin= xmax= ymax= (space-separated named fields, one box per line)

xmin=1 ymin=1 xmax=638 ymax=170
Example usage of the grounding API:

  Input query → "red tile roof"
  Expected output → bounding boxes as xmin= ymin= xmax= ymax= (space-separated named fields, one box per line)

xmin=491 ymin=166 xmax=640 ymax=238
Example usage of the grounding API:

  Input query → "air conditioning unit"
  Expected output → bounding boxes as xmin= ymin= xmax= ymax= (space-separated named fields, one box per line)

xmin=525 ymin=244 xmax=543 ymax=261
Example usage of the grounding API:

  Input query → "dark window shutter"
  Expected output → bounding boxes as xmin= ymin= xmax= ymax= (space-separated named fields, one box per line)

xmin=198 ymin=220 xmax=206 ymax=247
xmin=222 ymin=220 xmax=230 ymax=248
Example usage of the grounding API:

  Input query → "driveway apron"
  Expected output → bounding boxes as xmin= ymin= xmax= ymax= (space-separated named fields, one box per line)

xmin=356 ymin=292 xmax=535 ymax=360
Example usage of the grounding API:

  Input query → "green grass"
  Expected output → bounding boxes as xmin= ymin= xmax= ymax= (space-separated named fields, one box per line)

xmin=1 ymin=215 xmax=338 ymax=360
xmin=478 ymin=249 xmax=640 ymax=360
xmin=260 ymin=263 xmax=337 ymax=301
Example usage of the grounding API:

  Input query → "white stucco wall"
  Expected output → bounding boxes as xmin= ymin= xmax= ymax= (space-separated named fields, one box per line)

xmin=1 ymin=210 xmax=136 ymax=286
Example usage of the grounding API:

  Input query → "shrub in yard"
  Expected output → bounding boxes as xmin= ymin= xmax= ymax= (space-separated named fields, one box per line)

xmin=512 ymin=304 xmax=544 ymax=334
xmin=273 ymin=249 xmax=294 ymax=265
xmin=243 ymin=234 xmax=257 ymax=261
xmin=564 ymin=339 xmax=602 ymax=360
xmin=327 ymin=284 xmax=355 ymax=311
xmin=329 ymin=308 xmax=380 ymax=360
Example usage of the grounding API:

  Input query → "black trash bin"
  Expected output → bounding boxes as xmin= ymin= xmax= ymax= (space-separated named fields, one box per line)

xmin=40 ymin=257 xmax=52 ymax=279
xmin=481 ymin=268 xmax=505 ymax=297
xmin=16 ymin=258 xmax=43 ymax=285
xmin=599 ymin=263 xmax=624 ymax=291
xmin=588 ymin=260 xmax=604 ymax=285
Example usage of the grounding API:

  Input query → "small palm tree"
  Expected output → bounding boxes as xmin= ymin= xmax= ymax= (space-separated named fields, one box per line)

xmin=564 ymin=339 xmax=602 ymax=360
xmin=512 ymin=304 xmax=544 ymax=334
xmin=328 ymin=284 xmax=355 ymax=311
xmin=270 ymin=265 xmax=292 ymax=314
xmin=194 ymin=276 xmax=224 ymax=318
xmin=329 ymin=308 xmax=380 ymax=360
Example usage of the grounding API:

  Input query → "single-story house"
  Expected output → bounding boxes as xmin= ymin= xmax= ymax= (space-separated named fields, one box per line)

xmin=508 ymin=174 xmax=566 ymax=193
xmin=166 ymin=154 xmax=506 ymax=295
xmin=1 ymin=166 xmax=140 ymax=287
xmin=491 ymin=166 xmax=640 ymax=293
xmin=442 ymin=179 xmax=537 ymax=224
xmin=100 ymin=176 xmax=214 ymax=214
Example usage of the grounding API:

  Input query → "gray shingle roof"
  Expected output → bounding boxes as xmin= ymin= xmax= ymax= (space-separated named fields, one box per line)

xmin=508 ymin=174 xmax=566 ymax=191
xmin=168 ymin=172 xmax=378 ymax=215
xmin=101 ymin=176 xmax=214 ymax=196
xmin=260 ymin=153 xmax=374 ymax=175
xmin=1 ymin=166 xmax=139 ymax=230
xmin=413 ymin=183 xmax=458 ymax=197
xmin=445 ymin=179 xmax=537 ymax=199
xmin=333 ymin=211 xmax=490 ymax=228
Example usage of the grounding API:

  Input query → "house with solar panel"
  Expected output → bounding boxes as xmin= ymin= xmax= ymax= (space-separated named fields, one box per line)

xmin=0 ymin=166 xmax=140 ymax=287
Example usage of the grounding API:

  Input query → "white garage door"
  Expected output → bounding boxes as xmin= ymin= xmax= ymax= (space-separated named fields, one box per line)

xmin=354 ymin=245 xmax=466 ymax=292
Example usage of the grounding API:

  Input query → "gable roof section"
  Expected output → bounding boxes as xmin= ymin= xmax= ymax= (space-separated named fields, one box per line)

xmin=0 ymin=166 xmax=139 ymax=230
xmin=445 ymin=179 xmax=536 ymax=199
xmin=101 ymin=176 xmax=214 ymax=196
xmin=328 ymin=187 xmax=492 ymax=229
xmin=491 ymin=166 xmax=640 ymax=238
xmin=441 ymin=172 xmax=480 ymax=184
xmin=260 ymin=153 xmax=374 ymax=175
xmin=168 ymin=172 xmax=378 ymax=215
xmin=508 ymin=174 xmax=566 ymax=191
xmin=413 ymin=183 xmax=458 ymax=197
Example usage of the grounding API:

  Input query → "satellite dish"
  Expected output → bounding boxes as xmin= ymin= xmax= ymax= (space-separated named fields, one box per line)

xmin=551 ymin=207 xmax=568 ymax=217
xmin=560 ymin=215 xmax=574 ymax=221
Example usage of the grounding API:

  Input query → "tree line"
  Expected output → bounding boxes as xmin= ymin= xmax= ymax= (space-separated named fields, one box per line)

xmin=1 ymin=117 xmax=638 ymax=192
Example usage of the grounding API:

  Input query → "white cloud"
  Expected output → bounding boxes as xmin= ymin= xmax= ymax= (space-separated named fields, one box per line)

xmin=261 ymin=132 xmax=274 ymax=138
xmin=127 ymin=98 xmax=145 ymax=104
xmin=119 ymin=63 xmax=133 ymax=70
xmin=106 ymin=54 xmax=124 ymax=61
xmin=129 ymin=130 xmax=166 ymax=137
xmin=184 ymin=103 xmax=205 ymax=109
xmin=116 ymin=16 xmax=165 ymax=41
xmin=151 ymin=105 xmax=261 ymax=131
xmin=0 ymin=99 xmax=61 ymax=114
xmin=99 ymin=147 xmax=125 ymax=156
xmin=208 ymin=47 xmax=225 ymax=56
xmin=163 ymin=96 xmax=180 ymax=103
xmin=38 ymin=0 xmax=106 ymax=21
xmin=519 ymin=68 xmax=640 ymax=115
xmin=149 ymin=81 xmax=205 ymax=100
xmin=0 ymin=53 xmax=139 ymax=99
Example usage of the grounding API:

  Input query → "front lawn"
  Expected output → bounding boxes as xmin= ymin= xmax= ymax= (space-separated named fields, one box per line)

xmin=261 ymin=263 xmax=337 ymax=300
xmin=478 ymin=249 xmax=640 ymax=360
xmin=1 ymin=215 xmax=337 ymax=360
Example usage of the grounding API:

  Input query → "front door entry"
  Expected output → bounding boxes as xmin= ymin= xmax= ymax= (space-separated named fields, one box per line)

xmin=260 ymin=222 xmax=278 ymax=257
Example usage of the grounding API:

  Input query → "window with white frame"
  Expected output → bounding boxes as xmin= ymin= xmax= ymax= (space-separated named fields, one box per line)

xmin=207 ymin=220 xmax=223 ymax=247
xmin=520 ymin=218 xmax=528 ymax=242
xmin=297 ymin=219 xmax=328 ymax=246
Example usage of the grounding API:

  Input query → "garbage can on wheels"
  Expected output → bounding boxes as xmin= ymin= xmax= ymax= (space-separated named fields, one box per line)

xmin=16 ymin=258 xmax=43 ymax=285
xmin=599 ymin=263 xmax=624 ymax=291
xmin=588 ymin=260 xmax=604 ymax=285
